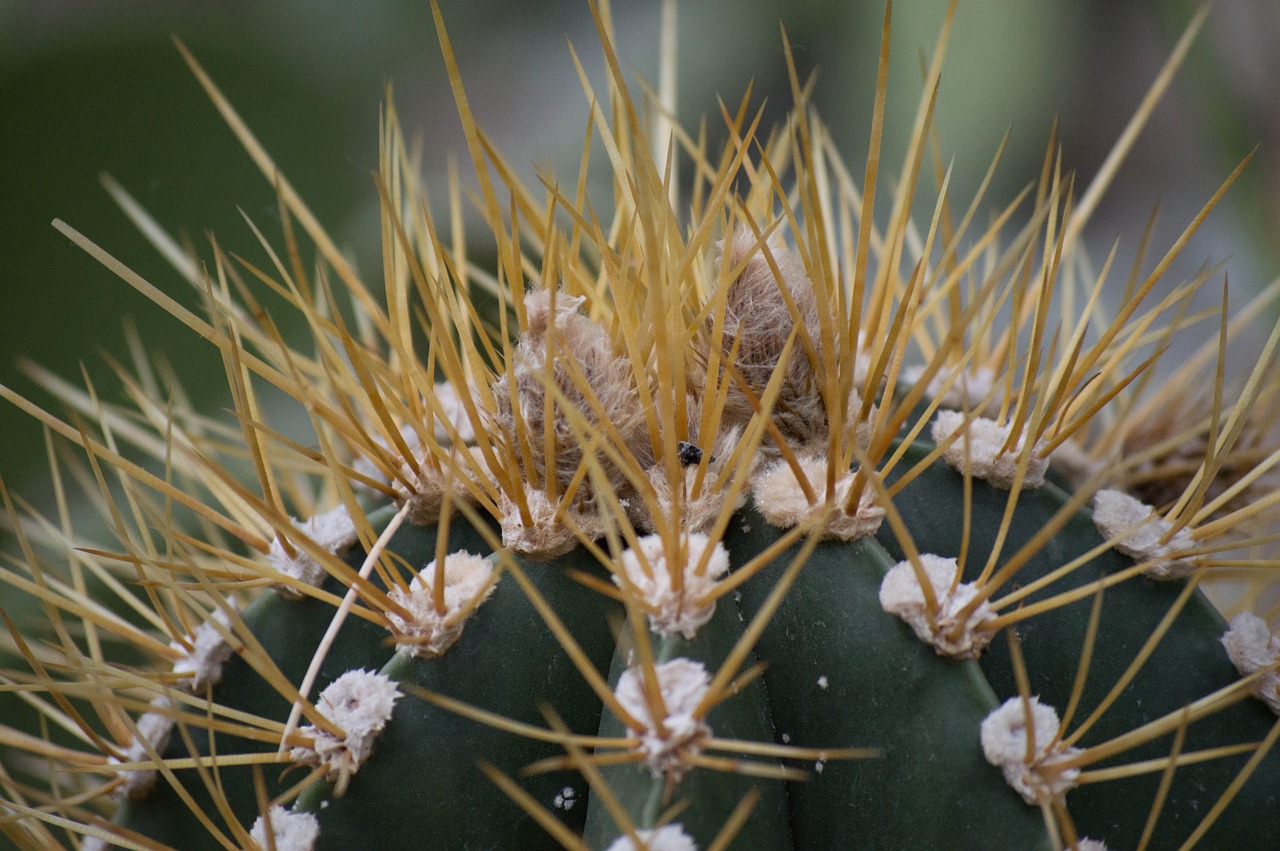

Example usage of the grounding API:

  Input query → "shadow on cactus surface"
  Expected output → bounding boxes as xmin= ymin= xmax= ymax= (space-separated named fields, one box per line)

xmin=3 ymin=1 xmax=1280 ymax=849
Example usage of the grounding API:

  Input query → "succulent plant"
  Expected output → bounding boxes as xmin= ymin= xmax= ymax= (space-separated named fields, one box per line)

xmin=3 ymin=2 xmax=1280 ymax=850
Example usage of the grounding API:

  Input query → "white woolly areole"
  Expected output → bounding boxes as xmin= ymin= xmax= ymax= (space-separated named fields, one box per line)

xmin=931 ymin=410 xmax=1047 ymax=490
xmin=113 ymin=696 xmax=175 ymax=800
xmin=1092 ymin=489 xmax=1196 ymax=580
xmin=1066 ymin=841 xmax=1111 ymax=851
xmin=981 ymin=696 xmax=1082 ymax=805
xmin=268 ymin=505 xmax=359 ymax=597
xmin=250 ymin=806 xmax=320 ymax=851
xmin=615 ymin=658 xmax=711 ymax=780
xmin=170 ymin=604 xmax=238 ymax=692
xmin=605 ymin=824 xmax=699 ymax=851
xmin=616 ymin=533 xmax=729 ymax=639
xmin=499 ymin=484 xmax=603 ymax=561
xmin=290 ymin=670 xmax=400 ymax=784
xmin=879 ymin=555 xmax=996 ymax=659
xmin=387 ymin=552 xmax=496 ymax=658
xmin=903 ymin=365 xmax=998 ymax=415
xmin=750 ymin=454 xmax=885 ymax=540
xmin=1221 ymin=612 xmax=1280 ymax=715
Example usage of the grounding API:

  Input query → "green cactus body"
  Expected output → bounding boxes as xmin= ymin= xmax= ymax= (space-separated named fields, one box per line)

xmin=4 ymin=3 xmax=1280 ymax=851
xmin=96 ymin=457 xmax=1280 ymax=850
xmin=882 ymin=441 xmax=1280 ymax=848
xmin=725 ymin=513 xmax=1054 ymax=849
xmin=582 ymin=595 xmax=790 ymax=849
xmin=297 ymin=546 xmax=618 ymax=849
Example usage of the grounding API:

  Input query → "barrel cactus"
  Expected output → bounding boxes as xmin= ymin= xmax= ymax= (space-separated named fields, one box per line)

xmin=3 ymin=3 xmax=1279 ymax=850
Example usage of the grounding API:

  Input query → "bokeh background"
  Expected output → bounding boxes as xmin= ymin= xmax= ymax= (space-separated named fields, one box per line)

xmin=2 ymin=0 xmax=1277 ymax=494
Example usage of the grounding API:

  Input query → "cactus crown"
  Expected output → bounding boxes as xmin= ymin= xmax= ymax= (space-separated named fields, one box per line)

xmin=3 ymin=2 xmax=1280 ymax=850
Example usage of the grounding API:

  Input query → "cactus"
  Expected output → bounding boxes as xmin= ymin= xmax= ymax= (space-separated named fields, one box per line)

xmin=3 ymin=3 xmax=1280 ymax=850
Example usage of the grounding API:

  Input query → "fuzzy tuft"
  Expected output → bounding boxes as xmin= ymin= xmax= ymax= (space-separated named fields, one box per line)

xmin=711 ymin=226 xmax=829 ymax=448
xmin=351 ymin=385 xmax=478 ymax=495
xmin=386 ymin=552 xmax=496 ymax=657
xmin=170 ymin=604 xmax=238 ymax=693
xmin=268 ymin=505 xmax=360 ymax=597
xmin=638 ymin=426 xmax=753 ymax=533
xmin=616 ymin=533 xmax=729 ymax=639
xmin=491 ymin=289 xmax=652 ymax=501
xmin=879 ymin=554 xmax=995 ymax=658
xmin=605 ymin=824 xmax=699 ymax=851
xmin=498 ymin=484 xmax=604 ymax=561
xmin=290 ymin=669 xmax=401 ymax=789
xmin=1048 ymin=438 xmax=1104 ymax=490
xmin=980 ymin=696 xmax=1082 ymax=805
xmin=391 ymin=451 xmax=479 ymax=527
xmin=931 ymin=410 xmax=1048 ymax=489
xmin=614 ymin=658 xmax=711 ymax=781
xmin=1092 ymin=489 xmax=1196 ymax=580
xmin=1221 ymin=612 xmax=1280 ymax=714
xmin=839 ymin=389 xmax=877 ymax=457
xmin=902 ymin=365 xmax=999 ymax=416
xmin=250 ymin=806 xmax=321 ymax=851
xmin=751 ymin=453 xmax=884 ymax=540
xmin=426 ymin=380 xmax=478 ymax=445
xmin=352 ymin=423 xmax=421 ymax=493
xmin=112 ymin=696 xmax=176 ymax=800
xmin=850 ymin=331 xmax=877 ymax=393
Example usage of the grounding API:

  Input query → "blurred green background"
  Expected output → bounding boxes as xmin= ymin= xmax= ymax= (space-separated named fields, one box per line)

xmin=2 ymin=0 xmax=1276 ymax=495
